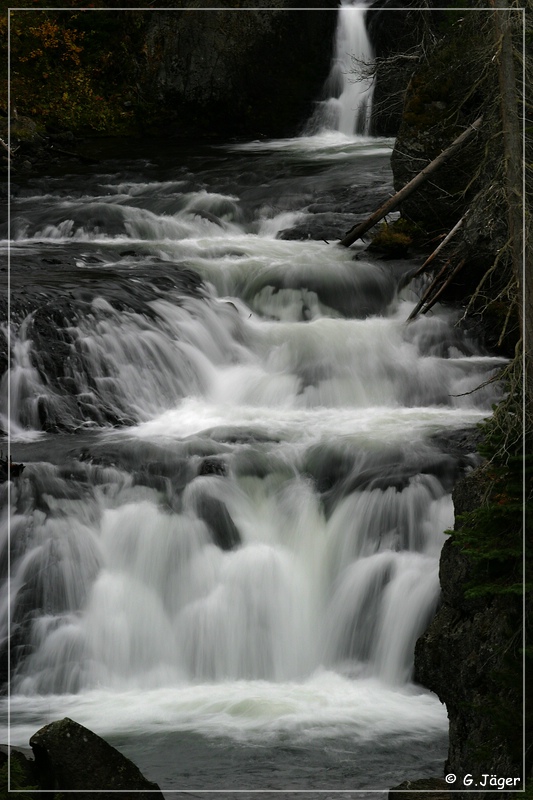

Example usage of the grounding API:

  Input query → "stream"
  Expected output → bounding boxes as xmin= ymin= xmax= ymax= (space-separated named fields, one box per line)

xmin=0 ymin=8 xmax=506 ymax=794
xmin=0 ymin=130 xmax=505 ymax=797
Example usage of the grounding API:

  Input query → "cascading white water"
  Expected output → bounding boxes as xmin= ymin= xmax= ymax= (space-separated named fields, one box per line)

xmin=306 ymin=1 xmax=375 ymax=136
xmin=0 ymin=81 xmax=504 ymax=788
xmin=3 ymin=236 xmax=501 ymax=713
xmin=7 ymin=441 xmax=454 ymax=695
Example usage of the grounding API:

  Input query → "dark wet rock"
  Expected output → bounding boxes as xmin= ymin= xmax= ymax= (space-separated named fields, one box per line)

xmin=5 ymin=253 xmax=204 ymax=323
xmin=232 ymin=450 xmax=276 ymax=481
xmin=141 ymin=4 xmax=337 ymax=139
xmin=303 ymin=444 xmax=353 ymax=496
xmin=71 ymin=440 xmax=193 ymax=509
xmin=0 ymin=456 xmax=25 ymax=481
xmin=193 ymin=493 xmax=241 ymax=551
xmin=279 ymin=213 xmax=366 ymax=243
xmin=29 ymin=717 xmax=164 ymax=798
xmin=303 ymin=442 xmax=467 ymax=513
xmin=243 ymin=260 xmax=396 ymax=319
xmin=427 ymin=428 xmax=482 ymax=470
xmin=119 ymin=249 xmax=142 ymax=258
xmin=336 ymin=563 xmax=395 ymax=662
xmin=199 ymin=457 xmax=227 ymax=477
xmin=279 ymin=183 xmax=393 ymax=244
xmin=414 ymin=470 xmax=526 ymax=796
xmin=1 ymin=258 xmax=206 ymax=433
xmin=207 ymin=428 xmax=281 ymax=445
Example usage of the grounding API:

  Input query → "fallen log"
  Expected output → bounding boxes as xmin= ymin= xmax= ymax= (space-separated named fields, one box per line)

xmin=406 ymin=258 xmax=452 ymax=321
xmin=405 ymin=216 xmax=464 ymax=285
xmin=407 ymin=258 xmax=466 ymax=322
xmin=419 ymin=258 xmax=466 ymax=317
xmin=338 ymin=117 xmax=483 ymax=248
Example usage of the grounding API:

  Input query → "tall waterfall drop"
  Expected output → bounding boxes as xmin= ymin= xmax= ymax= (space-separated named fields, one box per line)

xmin=307 ymin=1 xmax=375 ymax=136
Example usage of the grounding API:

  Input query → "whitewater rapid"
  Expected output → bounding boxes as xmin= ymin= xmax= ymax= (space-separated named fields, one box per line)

xmin=1 ymin=131 xmax=504 ymax=793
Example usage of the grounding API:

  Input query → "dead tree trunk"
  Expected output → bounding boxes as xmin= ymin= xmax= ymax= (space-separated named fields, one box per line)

xmin=407 ymin=258 xmax=466 ymax=321
xmin=406 ymin=259 xmax=452 ymax=322
xmin=338 ymin=117 xmax=483 ymax=248
xmin=407 ymin=216 xmax=464 ymax=284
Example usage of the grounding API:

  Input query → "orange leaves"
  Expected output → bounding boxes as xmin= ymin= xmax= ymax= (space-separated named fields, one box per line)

xmin=24 ymin=19 xmax=84 ymax=66
xmin=493 ymin=492 xmax=511 ymax=506
xmin=6 ymin=9 xmax=142 ymax=134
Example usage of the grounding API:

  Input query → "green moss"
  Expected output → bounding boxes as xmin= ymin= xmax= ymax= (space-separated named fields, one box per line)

xmin=390 ymin=217 xmax=425 ymax=239
xmin=370 ymin=218 xmax=425 ymax=256
xmin=451 ymin=397 xmax=530 ymax=599
xmin=448 ymin=367 xmax=530 ymax=773
xmin=372 ymin=224 xmax=412 ymax=249
xmin=0 ymin=756 xmax=38 ymax=799
xmin=403 ymin=72 xmax=453 ymax=130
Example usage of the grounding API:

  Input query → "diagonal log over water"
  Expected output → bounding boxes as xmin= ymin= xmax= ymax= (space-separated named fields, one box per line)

xmin=338 ymin=117 xmax=483 ymax=248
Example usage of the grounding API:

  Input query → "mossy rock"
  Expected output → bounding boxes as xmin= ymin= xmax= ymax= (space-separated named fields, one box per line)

xmin=1 ymin=115 xmax=43 ymax=144
xmin=369 ymin=218 xmax=424 ymax=257
xmin=0 ymin=748 xmax=40 ymax=799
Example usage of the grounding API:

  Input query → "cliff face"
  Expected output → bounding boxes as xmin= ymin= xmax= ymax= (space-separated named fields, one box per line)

xmin=139 ymin=3 xmax=338 ymax=138
xmin=389 ymin=49 xmax=490 ymax=231
xmin=387 ymin=15 xmax=517 ymax=359
xmin=387 ymin=6 xmax=529 ymax=792
xmin=4 ymin=3 xmax=338 ymax=142
xmin=367 ymin=2 xmax=442 ymax=137
xmin=415 ymin=471 xmax=526 ymax=796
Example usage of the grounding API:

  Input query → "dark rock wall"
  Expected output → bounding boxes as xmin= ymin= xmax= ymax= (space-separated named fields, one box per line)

xmin=367 ymin=2 xmax=434 ymax=136
xmin=385 ymin=7 xmax=528 ymax=792
xmin=4 ymin=3 xmax=338 ymax=150
xmin=384 ymin=7 xmax=499 ymax=232
xmin=140 ymin=3 xmax=338 ymax=139
xmin=386 ymin=8 xmax=518 ymax=360
xmin=415 ymin=472 xmax=527 ymax=796
xmin=390 ymin=76 xmax=488 ymax=232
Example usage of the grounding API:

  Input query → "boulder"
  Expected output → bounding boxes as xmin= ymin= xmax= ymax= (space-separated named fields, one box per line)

xmin=198 ymin=457 xmax=227 ymax=477
xmin=194 ymin=493 xmax=241 ymax=551
xmin=29 ymin=717 xmax=164 ymax=799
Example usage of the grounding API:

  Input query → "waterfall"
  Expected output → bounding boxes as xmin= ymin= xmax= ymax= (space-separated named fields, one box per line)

xmin=1 ymin=124 xmax=504 ymax=786
xmin=306 ymin=1 xmax=375 ymax=136
xmin=2 ymin=256 xmax=501 ymax=698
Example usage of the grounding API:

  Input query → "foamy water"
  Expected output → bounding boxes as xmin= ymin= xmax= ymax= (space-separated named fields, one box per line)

xmin=1 ymin=120 xmax=502 ymax=791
